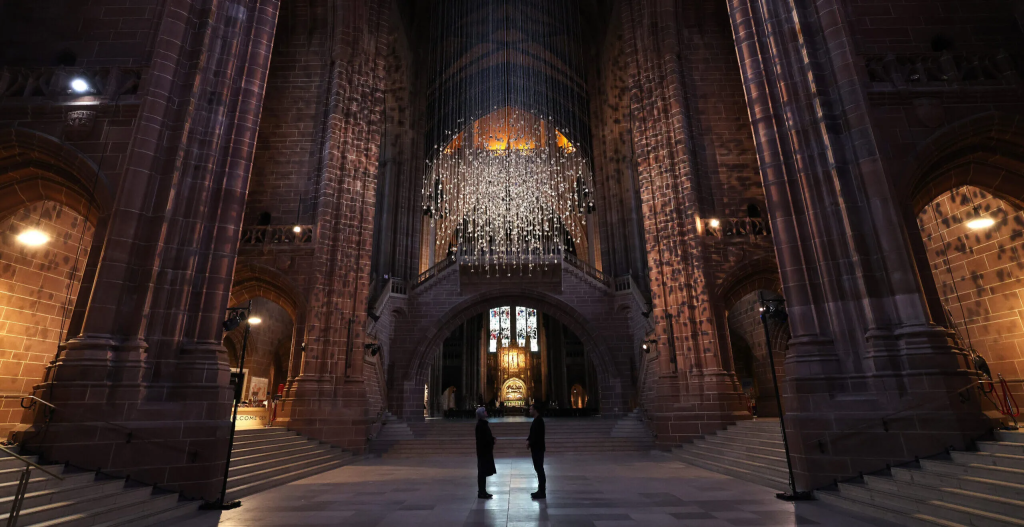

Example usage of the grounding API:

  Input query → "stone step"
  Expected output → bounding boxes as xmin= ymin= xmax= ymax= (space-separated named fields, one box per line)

xmin=680 ymin=442 xmax=788 ymax=470
xmin=0 ymin=485 xmax=155 ymax=526
xmin=230 ymin=433 xmax=303 ymax=449
xmin=92 ymin=497 xmax=197 ymax=527
xmin=672 ymin=446 xmax=788 ymax=480
xmin=715 ymin=429 xmax=784 ymax=442
xmin=234 ymin=427 xmax=291 ymax=437
xmin=816 ymin=489 xmax=967 ymax=527
xmin=231 ymin=440 xmax=327 ymax=464
xmin=952 ymin=451 xmax=1024 ymax=471
xmin=229 ymin=437 xmax=318 ymax=457
xmin=864 ymin=474 xmax=1024 ymax=520
xmin=838 ymin=479 xmax=1024 ymax=527
xmin=671 ymin=449 xmax=789 ymax=492
xmin=703 ymin=433 xmax=783 ymax=449
xmin=0 ymin=477 xmax=126 ymax=514
xmin=978 ymin=441 xmax=1024 ymax=457
xmin=226 ymin=450 xmax=351 ymax=491
xmin=701 ymin=436 xmax=786 ymax=457
xmin=893 ymin=466 xmax=1024 ymax=501
xmin=921 ymin=459 xmax=1024 ymax=486
xmin=230 ymin=445 xmax=341 ymax=477
xmin=32 ymin=491 xmax=183 ymax=527
xmin=225 ymin=454 xmax=360 ymax=502
xmin=996 ymin=430 xmax=1024 ymax=444
xmin=0 ymin=469 xmax=91 ymax=498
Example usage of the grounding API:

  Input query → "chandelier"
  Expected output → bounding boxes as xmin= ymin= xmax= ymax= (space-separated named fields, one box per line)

xmin=423 ymin=0 xmax=595 ymax=273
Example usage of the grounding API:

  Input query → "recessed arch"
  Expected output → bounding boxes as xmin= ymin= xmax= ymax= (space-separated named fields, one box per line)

xmin=0 ymin=128 xmax=114 ymax=224
xmin=905 ymin=112 xmax=1024 ymax=215
xmin=406 ymin=288 xmax=626 ymax=411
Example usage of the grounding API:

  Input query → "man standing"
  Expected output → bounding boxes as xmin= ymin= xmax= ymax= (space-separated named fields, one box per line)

xmin=527 ymin=403 xmax=546 ymax=499
xmin=475 ymin=407 xmax=496 ymax=499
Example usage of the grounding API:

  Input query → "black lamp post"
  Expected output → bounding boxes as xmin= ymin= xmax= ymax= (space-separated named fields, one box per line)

xmin=758 ymin=292 xmax=814 ymax=501
xmin=201 ymin=300 xmax=257 ymax=510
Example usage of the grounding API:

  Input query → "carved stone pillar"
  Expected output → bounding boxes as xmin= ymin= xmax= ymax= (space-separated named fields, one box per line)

xmin=622 ymin=0 xmax=748 ymax=445
xmin=727 ymin=0 xmax=991 ymax=490
xmin=276 ymin=0 xmax=389 ymax=452
xmin=17 ymin=0 xmax=281 ymax=501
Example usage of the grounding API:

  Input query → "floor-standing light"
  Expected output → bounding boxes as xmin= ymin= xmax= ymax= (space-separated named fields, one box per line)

xmin=758 ymin=292 xmax=813 ymax=501
xmin=202 ymin=300 xmax=260 ymax=510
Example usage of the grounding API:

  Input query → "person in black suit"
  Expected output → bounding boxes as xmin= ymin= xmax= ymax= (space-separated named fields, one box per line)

xmin=475 ymin=406 xmax=496 ymax=499
xmin=527 ymin=403 xmax=546 ymax=499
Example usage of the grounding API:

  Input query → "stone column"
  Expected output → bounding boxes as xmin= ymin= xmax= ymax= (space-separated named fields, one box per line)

xmin=277 ymin=0 xmax=389 ymax=452
xmin=727 ymin=0 xmax=990 ymax=490
xmin=621 ymin=0 xmax=747 ymax=445
xmin=18 ymin=0 xmax=282 ymax=502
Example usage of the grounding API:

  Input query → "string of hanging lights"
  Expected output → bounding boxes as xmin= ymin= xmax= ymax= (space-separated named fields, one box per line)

xmin=422 ymin=0 xmax=594 ymax=275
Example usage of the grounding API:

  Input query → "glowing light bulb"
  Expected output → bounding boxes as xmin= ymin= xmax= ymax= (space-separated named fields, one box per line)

xmin=967 ymin=217 xmax=995 ymax=230
xmin=16 ymin=229 xmax=50 ymax=247
xmin=709 ymin=218 xmax=720 ymax=228
xmin=70 ymin=78 xmax=90 ymax=93
xmin=292 ymin=225 xmax=302 ymax=233
xmin=247 ymin=316 xmax=262 ymax=325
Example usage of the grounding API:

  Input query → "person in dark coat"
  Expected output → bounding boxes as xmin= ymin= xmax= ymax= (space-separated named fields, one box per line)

xmin=527 ymin=403 xmax=546 ymax=499
xmin=475 ymin=406 xmax=496 ymax=499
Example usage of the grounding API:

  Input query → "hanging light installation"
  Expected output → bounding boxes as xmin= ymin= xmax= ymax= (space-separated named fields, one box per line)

xmin=422 ymin=0 xmax=594 ymax=274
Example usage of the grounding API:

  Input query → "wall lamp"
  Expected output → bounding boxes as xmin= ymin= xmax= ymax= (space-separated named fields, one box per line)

xmin=640 ymin=339 xmax=657 ymax=353
xmin=69 ymin=77 xmax=92 ymax=94
xmin=16 ymin=228 xmax=50 ymax=247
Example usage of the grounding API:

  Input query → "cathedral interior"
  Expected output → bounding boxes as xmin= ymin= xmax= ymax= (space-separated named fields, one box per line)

xmin=1 ymin=0 xmax=1023 ymax=525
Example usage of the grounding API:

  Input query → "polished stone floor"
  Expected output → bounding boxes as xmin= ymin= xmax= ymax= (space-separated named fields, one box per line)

xmin=170 ymin=453 xmax=894 ymax=527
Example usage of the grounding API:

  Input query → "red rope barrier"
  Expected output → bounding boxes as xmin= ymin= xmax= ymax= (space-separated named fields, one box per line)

xmin=997 ymin=375 xmax=1020 ymax=418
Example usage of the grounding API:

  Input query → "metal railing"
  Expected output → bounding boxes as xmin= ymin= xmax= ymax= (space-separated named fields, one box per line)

xmin=563 ymin=252 xmax=609 ymax=286
xmin=702 ymin=217 xmax=771 ymax=238
xmin=416 ymin=255 xmax=456 ymax=284
xmin=864 ymin=50 xmax=1019 ymax=89
xmin=1 ymin=445 xmax=64 ymax=527
xmin=238 ymin=225 xmax=314 ymax=250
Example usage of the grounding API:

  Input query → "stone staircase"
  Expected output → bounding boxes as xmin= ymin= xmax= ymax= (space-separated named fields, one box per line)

xmin=224 ymin=427 xmax=358 ymax=501
xmin=671 ymin=418 xmax=790 ymax=492
xmin=0 ymin=427 xmax=358 ymax=526
xmin=370 ymin=414 xmax=654 ymax=457
xmin=818 ymin=428 xmax=1024 ymax=526
xmin=0 ymin=454 xmax=191 ymax=527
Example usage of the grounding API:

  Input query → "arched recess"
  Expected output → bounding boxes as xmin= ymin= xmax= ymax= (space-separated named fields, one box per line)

xmin=904 ymin=112 xmax=1024 ymax=213
xmin=0 ymin=129 xmax=114 ymax=438
xmin=404 ymin=288 xmax=627 ymax=416
xmin=713 ymin=256 xmax=783 ymax=373
xmin=0 ymin=128 xmax=114 ymax=223
xmin=904 ymin=112 xmax=1024 ymax=401
xmin=715 ymin=258 xmax=788 ymax=417
xmin=228 ymin=263 xmax=308 ymax=380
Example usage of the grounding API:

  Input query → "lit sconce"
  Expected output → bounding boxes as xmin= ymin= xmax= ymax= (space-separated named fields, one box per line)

xmin=16 ymin=228 xmax=50 ymax=247
xmin=247 ymin=316 xmax=262 ymax=325
xmin=69 ymin=77 xmax=92 ymax=94
xmin=709 ymin=218 xmax=721 ymax=228
xmin=966 ymin=207 xmax=994 ymax=230
xmin=292 ymin=225 xmax=302 ymax=233
xmin=641 ymin=339 xmax=656 ymax=354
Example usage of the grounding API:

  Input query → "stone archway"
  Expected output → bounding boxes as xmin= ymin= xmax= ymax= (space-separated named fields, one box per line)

xmin=397 ymin=286 xmax=632 ymax=421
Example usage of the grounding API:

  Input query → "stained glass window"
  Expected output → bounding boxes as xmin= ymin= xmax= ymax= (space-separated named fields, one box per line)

xmin=499 ymin=306 xmax=511 ymax=348
xmin=490 ymin=306 xmax=511 ymax=352
xmin=516 ymin=307 xmax=528 ymax=347
xmin=528 ymin=308 xmax=538 ymax=352
xmin=489 ymin=308 xmax=499 ymax=352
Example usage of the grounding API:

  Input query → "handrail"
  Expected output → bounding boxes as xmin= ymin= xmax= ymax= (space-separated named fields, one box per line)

xmin=18 ymin=395 xmax=54 ymax=410
xmin=0 ymin=446 xmax=63 ymax=481
xmin=801 ymin=378 xmax=995 ymax=452
xmin=995 ymin=374 xmax=1020 ymax=419
xmin=563 ymin=252 xmax=609 ymax=285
